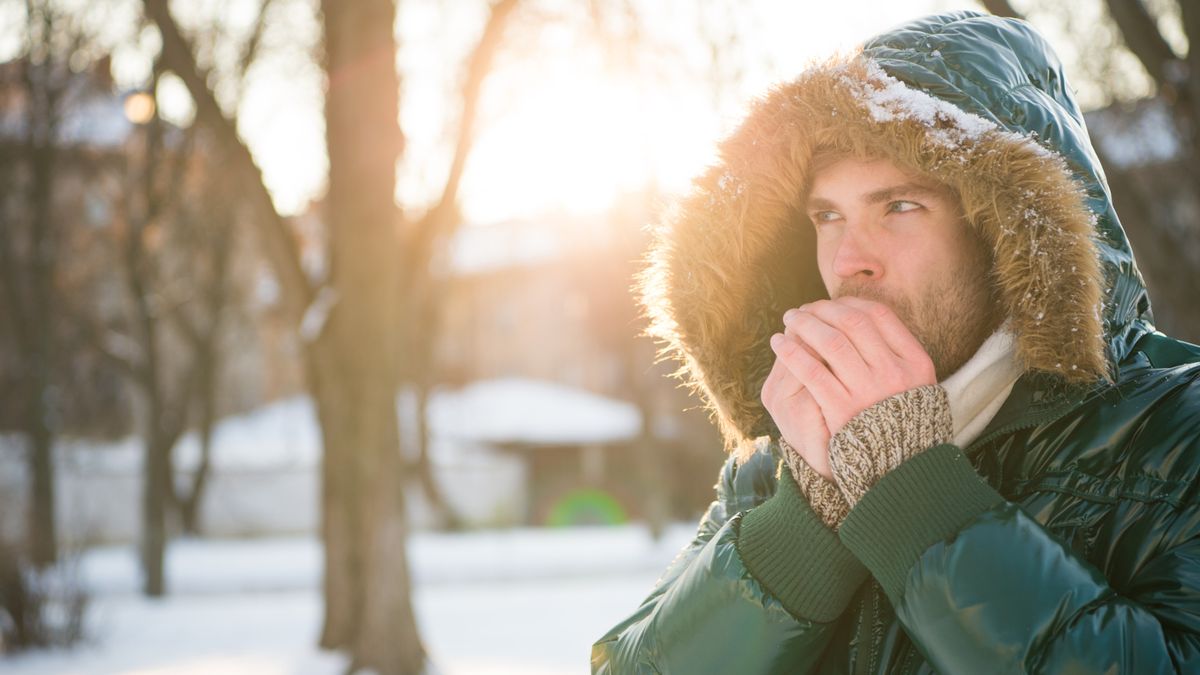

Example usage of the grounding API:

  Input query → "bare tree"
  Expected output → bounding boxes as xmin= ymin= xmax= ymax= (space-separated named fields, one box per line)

xmin=142 ymin=0 xmax=520 ymax=670
xmin=67 ymin=63 xmax=205 ymax=596
xmin=168 ymin=184 xmax=242 ymax=536
xmin=44 ymin=38 xmax=253 ymax=591
xmin=0 ymin=0 xmax=96 ymax=568
xmin=1102 ymin=1 xmax=1200 ymax=159
xmin=400 ymin=0 xmax=524 ymax=532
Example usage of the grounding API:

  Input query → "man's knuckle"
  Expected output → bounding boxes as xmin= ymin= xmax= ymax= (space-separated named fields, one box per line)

xmin=840 ymin=307 xmax=869 ymax=331
xmin=828 ymin=333 xmax=853 ymax=354
xmin=802 ymin=360 xmax=827 ymax=381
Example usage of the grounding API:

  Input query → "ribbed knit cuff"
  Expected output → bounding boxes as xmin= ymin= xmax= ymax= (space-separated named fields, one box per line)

xmin=781 ymin=438 xmax=850 ymax=531
xmin=830 ymin=385 xmax=952 ymax=507
xmin=837 ymin=444 xmax=1004 ymax=607
xmin=736 ymin=465 xmax=869 ymax=623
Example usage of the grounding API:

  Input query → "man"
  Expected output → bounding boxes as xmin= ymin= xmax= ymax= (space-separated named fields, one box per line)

xmin=593 ymin=10 xmax=1200 ymax=675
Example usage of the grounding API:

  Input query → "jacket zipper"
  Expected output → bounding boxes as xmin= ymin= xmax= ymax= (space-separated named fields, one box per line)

xmin=853 ymin=583 xmax=883 ymax=675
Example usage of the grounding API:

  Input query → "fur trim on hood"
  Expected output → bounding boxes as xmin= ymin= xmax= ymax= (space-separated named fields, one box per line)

xmin=639 ymin=50 xmax=1109 ymax=462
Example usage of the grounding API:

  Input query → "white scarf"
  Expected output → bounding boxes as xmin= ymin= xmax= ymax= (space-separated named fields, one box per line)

xmin=939 ymin=325 xmax=1023 ymax=448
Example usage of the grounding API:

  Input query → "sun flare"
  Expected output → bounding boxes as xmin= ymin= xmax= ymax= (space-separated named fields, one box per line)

xmin=461 ymin=67 xmax=722 ymax=223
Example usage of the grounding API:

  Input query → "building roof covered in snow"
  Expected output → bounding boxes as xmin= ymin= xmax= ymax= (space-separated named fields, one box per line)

xmin=427 ymin=377 xmax=641 ymax=446
xmin=0 ymin=377 xmax=642 ymax=476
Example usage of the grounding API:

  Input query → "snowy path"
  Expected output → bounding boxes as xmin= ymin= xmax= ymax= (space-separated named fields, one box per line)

xmin=3 ymin=523 xmax=696 ymax=674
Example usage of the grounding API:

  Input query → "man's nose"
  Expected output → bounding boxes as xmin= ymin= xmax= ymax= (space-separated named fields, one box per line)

xmin=831 ymin=226 xmax=883 ymax=280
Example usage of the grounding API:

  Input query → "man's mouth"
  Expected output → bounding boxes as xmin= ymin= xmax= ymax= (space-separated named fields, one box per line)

xmin=834 ymin=287 xmax=917 ymax=332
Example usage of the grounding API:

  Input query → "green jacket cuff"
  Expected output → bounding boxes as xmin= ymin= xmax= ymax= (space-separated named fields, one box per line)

xmin=837 ymin=444 xmax=1005 ymax=607
xmin=736 ymin=465 xmax=869 ymax=623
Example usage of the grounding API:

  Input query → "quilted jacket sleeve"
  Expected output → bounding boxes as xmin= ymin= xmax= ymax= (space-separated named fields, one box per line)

xmin=837 ymin=443 xmax=1200 ymax=673
xmin=591 ymin=446 xmax=870 ymax=674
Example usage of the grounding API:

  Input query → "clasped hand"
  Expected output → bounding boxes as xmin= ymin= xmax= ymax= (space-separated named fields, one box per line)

xmin=760 ymin=297 xmax=936 ymax=481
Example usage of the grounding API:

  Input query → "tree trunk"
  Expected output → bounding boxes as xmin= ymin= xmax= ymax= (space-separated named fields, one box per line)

xmin=407 ymin=282 xmax=458 ymax=530
xmin=177 ymin=273 xmax=226 ymax=536
xmin=141 ymin=429 xmax=170 ymax=597
xmin=627 ymin=340 xmax=668 ymax=540
xmin=414 ymin=379 xmax=458 ymax=530
xmin=317 ymin=0 xmax=424 ymax=672
xmin=25 ymin=160 xmax=58 ymax=566
xmin=128 ymin=95 xmax=197 ymax=597
xmin=22 ymin=47 xmax=61 ymax=568
xmin=178 ymin=358 xmax=215 ymax=535
xmin=979 ymin=0 xmax=1021 ymax=19
xmin=26 ymin=419 xmax=56 ymax=567
xmin=141 ymin=400 xmax=192 ymax=596
xmin=312 ymin=351 xmax=361 ymax=651
xmin=310 ymin=316 xmax=423 ymax=673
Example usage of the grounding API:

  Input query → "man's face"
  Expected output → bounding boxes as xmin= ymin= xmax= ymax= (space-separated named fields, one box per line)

xmin=804 ymin=157 xmax=1001 ymax=379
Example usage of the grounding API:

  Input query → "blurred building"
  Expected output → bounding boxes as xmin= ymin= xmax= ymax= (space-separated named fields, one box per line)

xmin=0 ymin=54 xmax=140 ymax=437
xmin=435 ymin=215 xmax=623 ymax=390
xmin=430 ymin=209 xmax=724 ymax=528
xmin=0 ymin=53 xmax=304 ymax=435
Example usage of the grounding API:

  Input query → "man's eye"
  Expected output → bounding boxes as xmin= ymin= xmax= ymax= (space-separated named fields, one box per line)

xmin=810 ymin=211 xmax=840 ymax=223
xmin=888 ymin=200 xmax=921 ymax=213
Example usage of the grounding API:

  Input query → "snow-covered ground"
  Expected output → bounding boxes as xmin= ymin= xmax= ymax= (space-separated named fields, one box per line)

xmin=3 ymin=522 xmax=698 ymax=675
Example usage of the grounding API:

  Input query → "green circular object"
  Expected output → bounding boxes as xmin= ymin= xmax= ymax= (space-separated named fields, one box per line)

xmin=546 ymin=488 xmax=628 ymax=527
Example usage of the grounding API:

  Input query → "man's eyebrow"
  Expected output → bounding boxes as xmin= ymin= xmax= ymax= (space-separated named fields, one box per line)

xmin=863 ymin=182 xmax=942 ymax=205
xmin=805 ymin=182 xmax=943 ymax=211
xmin=806 ymin=196 xmax=837 ymax=211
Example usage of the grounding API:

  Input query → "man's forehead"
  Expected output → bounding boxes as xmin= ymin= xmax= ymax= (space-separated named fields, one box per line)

xmin=805 ymin=156 xmax=952 ymax=204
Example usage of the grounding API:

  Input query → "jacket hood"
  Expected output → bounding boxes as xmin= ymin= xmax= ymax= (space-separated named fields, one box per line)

xmin=639 ymin=10 xmax=1153 ymax=459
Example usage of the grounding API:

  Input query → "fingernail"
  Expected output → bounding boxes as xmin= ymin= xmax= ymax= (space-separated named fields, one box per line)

xmin=783 ymin=309 xmax=796 ymax=322
xmin=770 ymin=333 xmax=784 ymax=349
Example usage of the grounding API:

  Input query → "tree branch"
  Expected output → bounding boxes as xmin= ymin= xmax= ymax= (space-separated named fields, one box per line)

xmin=62 ymin=299 xmax=146 ymax=382
xmin=235 ymin=0 xmax=276 ymax=100
xmin=403 ymin=0 xmax=520 ymax=278
xmin=1104 ymin=0 xmax=1182 ymax=89
xmin=978 ymin=0 xmax=1023 ymax=19
xmin=141 ymin=0 xmax=313 ymax=324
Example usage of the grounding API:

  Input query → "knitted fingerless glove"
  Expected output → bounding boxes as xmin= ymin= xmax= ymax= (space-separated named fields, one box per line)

xmin=780 ymin=437 xmax=851 ymax=531
xmin=829 ymin=385 xmax=953 ymax=508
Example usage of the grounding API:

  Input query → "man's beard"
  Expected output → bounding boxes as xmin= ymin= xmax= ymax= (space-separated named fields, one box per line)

xmin=835 ymin=261 xmax=1001 ymax=381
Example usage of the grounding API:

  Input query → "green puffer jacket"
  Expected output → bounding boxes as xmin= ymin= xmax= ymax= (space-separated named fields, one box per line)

xmin=593 ymin=10 xmax=1200 ymax=675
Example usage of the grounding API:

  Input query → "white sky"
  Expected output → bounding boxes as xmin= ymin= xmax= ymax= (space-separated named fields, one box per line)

xmin=403 ymin=0 xmax=970 ymax=223
xmin=0 ymin=0 xmax=1159 ymax=224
